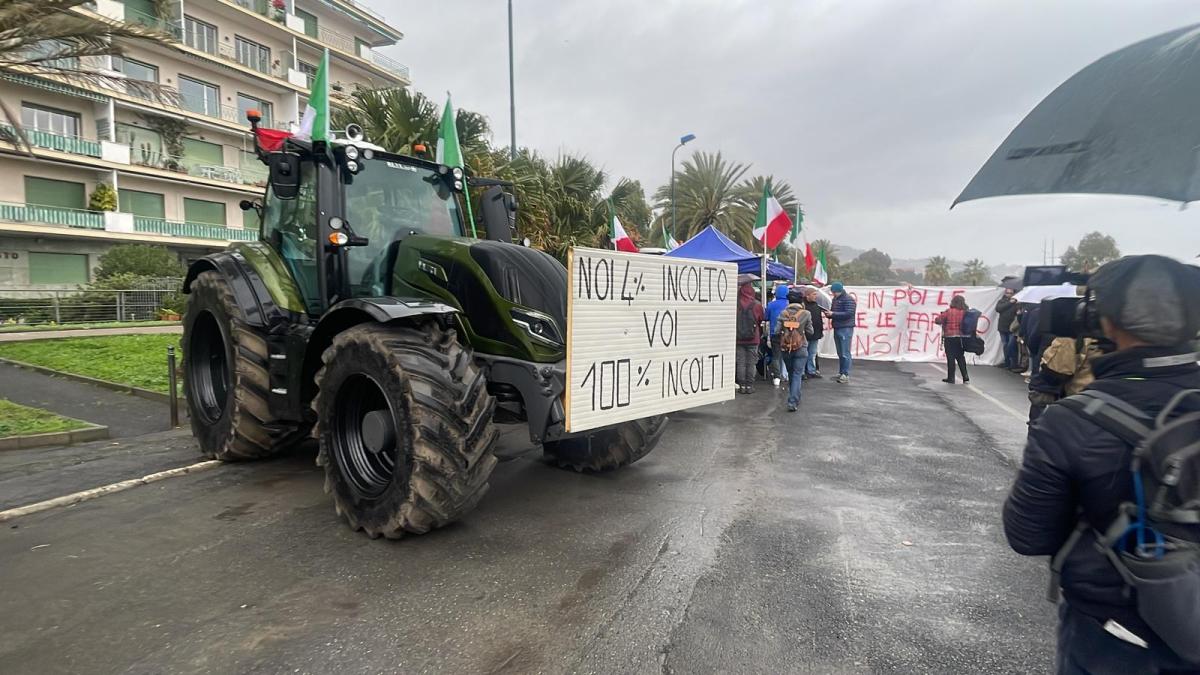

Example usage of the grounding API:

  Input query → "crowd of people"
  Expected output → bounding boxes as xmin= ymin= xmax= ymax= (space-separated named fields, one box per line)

xmin=734 ymin=278 xmax=858 ymax=410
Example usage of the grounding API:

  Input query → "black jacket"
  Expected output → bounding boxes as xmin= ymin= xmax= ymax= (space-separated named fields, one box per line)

xmin=803 ymin=300 xmax=825 ymax=340
xmin=996 ymin=296 xmax=1019 ymax=334
xmin=1003 ymin=345 xmax=1200 ymax=640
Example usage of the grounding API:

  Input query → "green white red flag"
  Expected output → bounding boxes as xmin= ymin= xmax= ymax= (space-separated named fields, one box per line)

xmin=752 ymin=183 xmax=792 ymax=250
xmin=610 ymin=201 xmax=638 ymax=253
xmin=813 ymin=246 xmax=829 ymax=285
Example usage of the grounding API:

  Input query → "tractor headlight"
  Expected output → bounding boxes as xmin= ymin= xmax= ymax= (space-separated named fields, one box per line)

xmin=346 ymin=160 xmax=360 ymax=173
xmin=510 ymin=307 xmax=563 ymax=346
xmin=453 ymin=180 xmax=464 ymax=191
xmin=451 ymin=167 xmax=464 ymax=180
xmin=344 ymin=145 xmax=360 ymax=160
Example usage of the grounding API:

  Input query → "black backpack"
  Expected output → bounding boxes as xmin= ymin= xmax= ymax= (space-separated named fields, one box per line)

xmin=1049 ymin=388 xmax=1200 ymax=662
xmin=736 ymin=303 xmax=758 ymax=341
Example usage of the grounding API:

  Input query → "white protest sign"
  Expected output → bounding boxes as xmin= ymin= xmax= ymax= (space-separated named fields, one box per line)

xmin=565 ymin=248 xmax=737 ymax=433
xmin=815 ymin=286 xmax=1006 ymax=364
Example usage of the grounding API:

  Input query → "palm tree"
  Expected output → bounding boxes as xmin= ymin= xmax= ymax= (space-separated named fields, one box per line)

xmin=652 ymin=151 xmax=750 ymax=243
xmin=924 ymin=256 xmax=951 ymax=285
xmin=956 ymin=258 xmax=993 ymax=286
xmin=0 ymin=0 xmax=177 ymax=149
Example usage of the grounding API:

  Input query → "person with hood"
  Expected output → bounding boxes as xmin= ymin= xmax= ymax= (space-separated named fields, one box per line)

xmin=735 ymin=281 xmax=765 ymax=394
xmin=774 ymin=294 xmax=814 ymax=411
xmin=803 ymin=286 xmax=826 ymax=379
xmin=1003 ymin=255 xmax=1200 ymax=673
xmin=765 ymin=284 xmax=792 ymax=386
xmin=996 ymin=287 xmax=1021 ymax=370
xmin=828 ymin=282 xmax=857 ymax=383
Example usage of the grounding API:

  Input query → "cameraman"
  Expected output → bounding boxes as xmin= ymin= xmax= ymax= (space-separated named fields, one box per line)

xmin=1003 ymin=255 xmax=1200 ymax=674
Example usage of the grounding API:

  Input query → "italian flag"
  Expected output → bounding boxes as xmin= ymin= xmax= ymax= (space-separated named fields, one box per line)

xmin=813 ymin=246 xmax=829 ymax=285
xmin=752 ymin=183 xmax=792 ymax=250
xmin=295 ymin=50 xmax=329 ymax=143
xmin=610 ymin=201 xmax=638 ymax=253
xmin=790 ymin=205 xmax=815 ymax=274
xmin=661 ymin=223 xmax=679 ymax=250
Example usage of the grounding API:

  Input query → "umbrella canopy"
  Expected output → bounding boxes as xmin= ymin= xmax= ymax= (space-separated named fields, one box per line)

xmin=1014 ymin=283 xmax=1078 ymax=304
xmin=1000 ymin=276 xmax=1023 ymax=291
xmin=954 ymin=23 xmax=1200 ymax=206
xmin=800 ymin=284 xmax=833 ymax=310
xmin=666 ymin=224 xmax=795 ymax=280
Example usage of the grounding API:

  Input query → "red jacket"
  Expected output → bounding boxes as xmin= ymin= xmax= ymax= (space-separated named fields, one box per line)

xmin=936 ymin=307 xmax=967 ymax=337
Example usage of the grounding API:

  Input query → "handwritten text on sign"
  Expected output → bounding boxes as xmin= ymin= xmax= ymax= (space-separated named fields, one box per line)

xmin=814 ymin=285 xmax=1005 ymax=364
xmin=565 ymin=248 xmax=737 ymax=433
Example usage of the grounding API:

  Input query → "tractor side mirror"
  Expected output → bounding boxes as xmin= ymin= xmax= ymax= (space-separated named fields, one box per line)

xmin=480 ymin=185 xmax=517 ymax=242
xmin=267 ymin=152 xmax=302 ymax=200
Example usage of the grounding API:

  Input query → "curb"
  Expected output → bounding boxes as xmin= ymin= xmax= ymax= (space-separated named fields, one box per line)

xmin=0 ymin=422 xmax=110 ymax=451
xmin=0 ymin=357 xmax=172 ymax=404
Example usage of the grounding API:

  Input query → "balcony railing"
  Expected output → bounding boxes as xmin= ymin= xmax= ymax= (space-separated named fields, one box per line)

xmin=213 ymin=42 xmax=287 ymax=78
xmin=365 ymin=50 xmax=409 ymax=80
xmin=0 ymin=202 xmax=105 ymax=230
xmin=123 ymin=6 xmax=183 ymax=38
xmin=0 ymin=124 xmax=102 ymax=158
xmin=317 ymin=25 xmax=355 ymax=53
xmin=133 ymin=216 xmax=259 ymax=241
xmin=233 ymin=0 xmax=286 ymax=23
xmin=334 ymin=0 xmax=389 ymax=26
xmin=128 ymin=148 xmax=268 ymax=187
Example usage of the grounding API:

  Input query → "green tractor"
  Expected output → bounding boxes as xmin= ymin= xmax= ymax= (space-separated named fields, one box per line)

xmin=181 ymin=113 xmax=666 ymax=538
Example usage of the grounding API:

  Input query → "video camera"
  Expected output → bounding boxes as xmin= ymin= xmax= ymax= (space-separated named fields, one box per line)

xmin=1022 ymin=265 xmax=1103 ymax=340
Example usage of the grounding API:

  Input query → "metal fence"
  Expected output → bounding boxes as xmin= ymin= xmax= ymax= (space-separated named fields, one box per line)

xmin=0 ymin=280 xmax=184 ymax=327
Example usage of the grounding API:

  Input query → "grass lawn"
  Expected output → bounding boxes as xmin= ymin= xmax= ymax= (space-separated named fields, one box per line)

xmin=0 ymin=334 xmax=181 ymax=394
xmin=0 ymin=320 xmax=178 ymax=334
xmin=0 ymin=399 xmax=88 ymax=438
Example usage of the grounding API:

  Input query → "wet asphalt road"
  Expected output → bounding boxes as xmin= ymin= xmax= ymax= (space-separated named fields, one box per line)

xmin=0 ymin=360 xmax=1055 ymax=674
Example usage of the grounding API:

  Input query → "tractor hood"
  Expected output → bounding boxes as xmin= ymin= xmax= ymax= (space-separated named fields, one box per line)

xmin=390 ymin=235 xmax=568 ymax=363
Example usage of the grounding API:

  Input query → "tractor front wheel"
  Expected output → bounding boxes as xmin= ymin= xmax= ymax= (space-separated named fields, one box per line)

xmin=543 ymin=416 xmax=668 ymax=472
xmin=313 ymin=322 xmax=499 ymax=538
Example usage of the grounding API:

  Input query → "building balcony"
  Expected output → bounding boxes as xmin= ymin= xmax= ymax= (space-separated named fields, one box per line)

xmin=0 ymin=124 xmax=102 ymax=159
xmin=364 ymin=50 xmax=409 ymax=80
xmin=0 ymin=202 xmax=106 ymax=231
xmin=120 ymin=84 xmax=289 ymax=131
xmin=123 ymin=5 xmax=183 ymax=39
xmin=128 ymin=148 xmax=267 ymax=188
xmin=233 ymin=0 xmax=287 ymax=24
xmin=133 ymin=216 xmax=258 ymax=241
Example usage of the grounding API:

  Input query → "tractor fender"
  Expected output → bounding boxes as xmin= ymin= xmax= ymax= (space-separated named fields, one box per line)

xmin=182 ymin=251 xmax=283 ymax=331
xmin=301 ymin=298 xmax=460 ymax=407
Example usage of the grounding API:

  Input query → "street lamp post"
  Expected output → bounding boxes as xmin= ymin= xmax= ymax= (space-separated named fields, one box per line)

xmin=671 ymin=133 xmax=696 ymax=238
xmin=508 ymin=0 xmax=516 ymax=161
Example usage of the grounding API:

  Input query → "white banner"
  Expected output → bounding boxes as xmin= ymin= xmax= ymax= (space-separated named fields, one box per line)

xmin=816 ymin=286 xmax=1006 ymax=364
xmin=565 ymin=248 xmax=738 ymax=433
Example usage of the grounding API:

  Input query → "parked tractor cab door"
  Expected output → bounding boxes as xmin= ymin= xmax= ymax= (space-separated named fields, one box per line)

xmin=260 ymin=157 xmax=322 ymax=312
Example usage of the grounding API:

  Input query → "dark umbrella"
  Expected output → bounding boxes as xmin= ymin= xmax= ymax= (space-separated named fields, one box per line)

xmin=954 ymin=23 xmax=1200 ymax=206
xmin=1000 ymin=275 xmax=1023 ymax=291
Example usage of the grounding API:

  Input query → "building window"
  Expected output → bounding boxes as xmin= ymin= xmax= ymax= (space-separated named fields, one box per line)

xmin=183 ymin=15 xmax=218 ymax=54
xmin=179 ymin=76 xmax=220 ymax=118
xmin=298 ymin=60 xmax=317 ymax=88
xmin=182 ymin=138 xmax=224 ymax=173
xmin=29 ymin=252 xmax=88 ymax=285
xmin=112 ymin=56 xmax=158 ymax=83
xmin=184 ymin=198 xmax=226 ymax=226
xmin=294 ymin=8 xmax=318 ymax=38
xmin=234 ymin=36 xmax=270 ymax=74
xmin=24 ymin=40 xmax=78 ymax=70
xmin=355 ymin=38 xmax=370 ymax=58
xmin=118 ymin=189 xmax=166 ymax=219
xmin=237 ymin=94 xmax=273 ymax=127
xmin=20 ymin=103 xmax=80 ymax=137
xmin=24 ymin=177 xmax=86 ymax=209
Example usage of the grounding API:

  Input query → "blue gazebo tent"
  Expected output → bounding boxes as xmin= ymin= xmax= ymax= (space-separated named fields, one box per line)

xmin=665 ymin=225 xmax=795 ymax=280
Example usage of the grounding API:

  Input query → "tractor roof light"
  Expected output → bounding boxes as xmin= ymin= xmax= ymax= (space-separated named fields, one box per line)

xmin=329 ymin=231 xmax=348 ymax=246
xmin=344 ymin=145 xmax=359 ymax=160
xmin=451 ymin=167 xmax=464 ymax=180
xmin=453 ymin=180 xmax=464 ymax=191
xmin=345 ymin=160 xmax=360 ymax=173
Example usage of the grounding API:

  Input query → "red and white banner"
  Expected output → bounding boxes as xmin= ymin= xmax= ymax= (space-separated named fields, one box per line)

xmin=815 ymin=286 xmax=1005 ymax=364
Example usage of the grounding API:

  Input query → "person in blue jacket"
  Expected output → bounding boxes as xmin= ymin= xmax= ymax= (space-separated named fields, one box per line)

xmin=829 ymin=282 xmax=857 ymax=383
xmin=765 ymin=284 xmax=791 ymax=385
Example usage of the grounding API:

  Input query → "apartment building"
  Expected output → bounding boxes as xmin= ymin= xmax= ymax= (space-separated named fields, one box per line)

xmin=0 ymin=0 xmax=407 ymax=289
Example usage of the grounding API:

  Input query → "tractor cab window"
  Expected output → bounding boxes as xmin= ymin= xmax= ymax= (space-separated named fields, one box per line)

xmin=260 ymin=161 xmax=321 ymax=311
xmin=343 ymin=159 xmax=464 ymax=297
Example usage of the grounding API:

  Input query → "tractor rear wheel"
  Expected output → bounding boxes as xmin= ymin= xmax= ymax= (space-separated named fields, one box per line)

xmin=312 ymin=322 xmax=499 ymax=538
xmin=543 ymin=416 xmax=668 ymax=472
xmin=183 ymin=271 xmax=304 ymax=460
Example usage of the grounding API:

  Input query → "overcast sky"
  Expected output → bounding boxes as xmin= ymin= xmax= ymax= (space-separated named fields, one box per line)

xmin=373 ymin=0 xmax=1200 ymax=266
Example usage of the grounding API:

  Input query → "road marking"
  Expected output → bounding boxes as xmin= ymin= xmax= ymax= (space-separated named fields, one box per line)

xmin=924 ymin=364 xmax=1028 ymax=423
xmin=0 ymin=460 xmax=222 ymax=523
